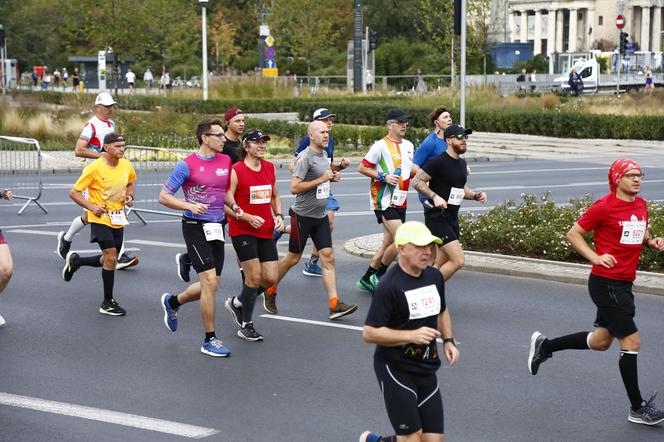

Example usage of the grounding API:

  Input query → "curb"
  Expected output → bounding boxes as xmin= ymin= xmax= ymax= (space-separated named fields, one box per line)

xmin=343 ymin=234 xmax=664 ymax=296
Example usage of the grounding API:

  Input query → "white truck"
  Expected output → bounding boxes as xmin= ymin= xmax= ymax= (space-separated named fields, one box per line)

xmin=554 ymin=58 xmax=664 ymax=94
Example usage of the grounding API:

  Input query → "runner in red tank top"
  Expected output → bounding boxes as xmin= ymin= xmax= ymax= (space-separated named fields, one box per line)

xmin=224 ymin=129 xmax=284 ymax=342
xmin=528 ymin=158 xmax=664 ymax=426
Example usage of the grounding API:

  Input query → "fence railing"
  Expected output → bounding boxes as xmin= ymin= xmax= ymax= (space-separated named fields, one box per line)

xmin=0 ymin=135 xmax=48 ymax=215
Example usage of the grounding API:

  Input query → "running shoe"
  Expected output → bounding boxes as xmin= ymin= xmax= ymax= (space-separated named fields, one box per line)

xmin=237 ymin=323 xmax=264 ymax=342
xmin=356 ymin=277 xmax=374 ymax=293
xmin=303 ymin=260 xmax=322 ymax=277
xmin=175 ymin=252 xmax=191 ymax=282
xmin=273 ymin=229 xmax=284 ymax=241
xmin=329 ymin=300 xmax=358 ymax=320
xmin=369 ymin=273 xmax=380 ymax=291
xmin=200 ymin=338 xmax=231 ymax=357
xmin=160 ymin=293 xmax=178 ymax=332
xmin=62 ymin=251 xmax=80 ymax=282
xmin=528 ymin=331 xmax=552 ymax=375
xmin=99 ymin=299 xmax=127 ymax=316
xmin=628 ymin=393 xmax=664 ymax=426
xmin=56 ymin=231 xmax=71 ymax=260
xmin=224 ymin=297 xmax=243 ymax=328
xmin=0 ymin=312 xmax=5 ymax=328
xmin=262 ymin=290 xmax=278 ymax=315
xmin=359 ymin=431 xmax=381 ymax=442
xmin=116 ymin=253 xmax=139 ymax=270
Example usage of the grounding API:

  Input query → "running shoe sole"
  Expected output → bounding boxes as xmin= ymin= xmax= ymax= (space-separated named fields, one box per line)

xmin=62 ymin=251 xmax=76 ymax=282
xmin=56 ymin=231 xmax=67 ymax=260
xmin=175 ymin=253 xmax=189 ymax=282
xmin=528 ymin=331 xmax=542 ymax=375
xmin=224 ymin=298 xmax=242 ymax=328
xmin=161 ymin=293 xmax=177 ymax=332
xmin=200 ymin=347 xmax=231 ymax=357
xmin=628 ymin=415 xmax=664 ymax=426
xmin=302 ymin=268 xmax=322 ymax=277
xmin=116 ymin=256 xmax=139 ymax=270
xmin=237 ymin=329 xmax=264 ymax=342
xmin=262 ymin=293 xmax=277 ymax=315
xmin=99 ymin=307 xmax=126 ymax=316
xmin=356 ymin=279 xmax=374 ymax=292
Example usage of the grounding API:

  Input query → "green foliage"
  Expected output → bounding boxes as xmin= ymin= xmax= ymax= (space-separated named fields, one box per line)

xmin=460 ymin=194 xmax=664 ymax=272
xmin=375 ymin=38 xmax=431 ymax=76
xmin=513 ymin=54 xmax=549 ymax=74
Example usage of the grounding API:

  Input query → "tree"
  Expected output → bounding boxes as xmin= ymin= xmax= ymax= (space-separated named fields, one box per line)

xmin=415 ymin=0 xmax=455 ymax=73
xmin=207 ymin=12 xmax=241 ymax=72
xmin=269 ymin=0 xmax=352 ymax=75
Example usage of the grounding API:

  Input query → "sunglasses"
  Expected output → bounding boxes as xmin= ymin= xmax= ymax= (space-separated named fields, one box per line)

xmin=205 ymin=133 xmax=225 ymax=138
xmin=623 ymin=173 xmax=645 ymax=180
xmin=454 ymin=134 xmax=468 ymax=140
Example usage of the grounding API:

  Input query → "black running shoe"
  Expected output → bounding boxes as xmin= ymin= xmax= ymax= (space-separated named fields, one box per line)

xmin=56 ymin=231 xmax=71 ymax=260
xmin=224 ymin=297 xmax=243 ymax=328
xmin=629 ymin=393 xmax=664 ymax=426
xmin=62 ymin=252 xmax=80 ymax=282
xmin=237 ymin=323 xmax=263 ymax=341
xmin=528 ymin=331 xmax=552 ymax=375
xmin=99 ymin=299 xmax=127 ymax=316
xmin=116 ymin=253 xmax=139 ymax=270
xmin=175 ymin=253 xmax=191 ymax=282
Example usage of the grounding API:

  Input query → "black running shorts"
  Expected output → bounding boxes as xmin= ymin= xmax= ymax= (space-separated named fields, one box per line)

xmin=424 ymin=211 xmax=460 ymax=246
xmin=588 ymin=274 xmax=638 ymax=339
xmin=373 ymin=359 xmax=444 ymax=436
xmin=374 ymin=207 xmax=407 ymax=225
xmin=288 ymin=208 xmax=332 ymax=254
xmin=90 ymin=223 xmax=123 ymax=252
xmin=231 ymin=234 xmax=279 ymax=263
xmin=181 ymin=218 xmax=225 ymax=275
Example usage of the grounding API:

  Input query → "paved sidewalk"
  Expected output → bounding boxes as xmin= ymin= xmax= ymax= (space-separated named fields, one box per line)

xmin=344 ymin=233 xmax=664 ymax=296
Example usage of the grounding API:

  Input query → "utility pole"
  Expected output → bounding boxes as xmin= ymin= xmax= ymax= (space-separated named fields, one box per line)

xmin=0 ymin=24 xmax=6 ymax=96
xmin=353 ymin=0 xmax=363 ymax=93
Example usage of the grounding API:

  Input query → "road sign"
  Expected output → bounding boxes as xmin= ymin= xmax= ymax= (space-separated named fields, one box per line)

xmin=265 ymin=59 xmax=276 ymax=69
xmin=616 ymin=15 xmax=625 ymax=29
xmin=262 ymin=68 xmax=278 ymax=77
xmin=265 ymin=35 xmax=275 ymax=47
xmin=264 ymin=47 xmax=276 ymax=59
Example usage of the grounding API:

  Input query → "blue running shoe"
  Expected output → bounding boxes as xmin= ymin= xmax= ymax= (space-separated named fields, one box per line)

xmin=303 ymin=260 xmax=322 ymax=277
xmin=200 ymin=338 xmax=231 ymax=357
xmin=161 ymin=293 xmax=178 ymax=332
xmin=273 ymin=229 xmax=284 ymax=241
xmin=359 ymin=431 xmax=381 ymax=442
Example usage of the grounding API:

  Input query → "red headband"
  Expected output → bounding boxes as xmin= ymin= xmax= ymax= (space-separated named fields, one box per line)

xmin=608 ymin=158 xmax=641 ymax=192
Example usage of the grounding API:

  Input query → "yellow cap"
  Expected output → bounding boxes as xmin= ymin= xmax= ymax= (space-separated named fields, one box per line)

xmin=395 ymin=221 xmax=442 ymax=247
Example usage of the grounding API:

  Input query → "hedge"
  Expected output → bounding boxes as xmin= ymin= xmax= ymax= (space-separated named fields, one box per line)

xmin=460 ymin=194 xmax=664 ymax=272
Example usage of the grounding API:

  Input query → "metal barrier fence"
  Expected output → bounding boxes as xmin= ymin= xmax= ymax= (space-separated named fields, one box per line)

xmin=0 ymin=135 xmax=48 ymax=215
xmin=124 ymin=145 xmax=193 ymax=224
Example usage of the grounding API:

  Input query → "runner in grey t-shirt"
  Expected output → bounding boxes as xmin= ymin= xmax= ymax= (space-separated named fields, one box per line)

xmin=261 ymin=121 xmax=358 ymax=321
xmin=292 ymin=147 xmax=330 ymax=218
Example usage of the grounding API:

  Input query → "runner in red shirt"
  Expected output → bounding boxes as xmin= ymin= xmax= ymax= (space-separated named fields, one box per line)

xmin=223 ymin=129 xmax=283 ymax=342
xmin=528 ymin=158 xmax=664 ymax=426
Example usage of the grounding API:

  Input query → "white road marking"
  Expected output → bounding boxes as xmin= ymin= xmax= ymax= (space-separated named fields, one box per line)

xmin=125 ymin=239 xmax=186 ymax=248
xmin=0 ymin=392 xmax=219 ymax=439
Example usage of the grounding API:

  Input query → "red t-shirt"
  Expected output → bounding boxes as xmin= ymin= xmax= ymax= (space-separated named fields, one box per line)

xmin=577 ymin=193 xmax=648 ymax=282
xmin=227 ymin=160 xmax=276 ymax=239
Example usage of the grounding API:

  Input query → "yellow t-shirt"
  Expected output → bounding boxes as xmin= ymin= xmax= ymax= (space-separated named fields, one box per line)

xmin=73 ymin=157 xmax=137 ymax=228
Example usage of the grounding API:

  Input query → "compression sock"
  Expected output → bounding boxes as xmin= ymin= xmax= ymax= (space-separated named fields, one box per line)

xmin=102 ymin=269 xmax=114 ymax=302
xmin=78 ymin=255 xmax=103 ymax=267
xmin=237 ymin=284 xmax=259 ymax=324
xmin=619 ymin=350 xmax=644 ymax=411
xmin=64 ymin=216 xmax=87 ymax=241
xmin=542 ymin=332 xmax=591 ymax=354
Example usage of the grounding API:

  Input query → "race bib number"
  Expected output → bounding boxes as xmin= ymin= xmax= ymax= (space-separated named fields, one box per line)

xmin=249 ymin=184 xmax=272 ymax=204
xmin=203 ymin=223 xmax=224 ymax=242
xmin=620 ymin=217 xmax=646 ymax=245
xmin=391 ymin=190 xmax=408 ymax=206
xmin=447 ymin=187 xmax=464 ymax=206
xmin=404 ymin=284 xmax=441 ymax=320
xmin=108 ymin=210 xmax=128 ymax=226
xmin=316 ymin=181 xmax=330 ymax=199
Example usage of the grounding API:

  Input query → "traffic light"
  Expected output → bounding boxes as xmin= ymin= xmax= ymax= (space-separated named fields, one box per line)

xmin=619 ymin=32 xmax=629 ymax=54
xmin=369 ymin=30 xmax=378 ymax=52
xmin=0 ymin=25 xmax=5 ymax=49
xmin=454 ymin=0 xmax=462 ymax=36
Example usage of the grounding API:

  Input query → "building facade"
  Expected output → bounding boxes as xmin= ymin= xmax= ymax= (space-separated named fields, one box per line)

xmin=490 ymin=0 xmax=663 ymax=54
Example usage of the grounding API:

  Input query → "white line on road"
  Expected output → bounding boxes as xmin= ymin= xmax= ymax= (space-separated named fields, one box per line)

xmin=125 ymin=239 xmax=185 ymax=248
xmin=0 ymin=392 xmax=219 ymax=439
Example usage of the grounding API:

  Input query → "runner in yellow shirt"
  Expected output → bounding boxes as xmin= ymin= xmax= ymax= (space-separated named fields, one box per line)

xmin=62 ymin=132 xmax=137 ymax=316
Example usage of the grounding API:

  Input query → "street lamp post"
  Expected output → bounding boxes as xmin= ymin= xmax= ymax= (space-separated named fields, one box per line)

xmin=200 ymin=0 xmax=209 ymax=101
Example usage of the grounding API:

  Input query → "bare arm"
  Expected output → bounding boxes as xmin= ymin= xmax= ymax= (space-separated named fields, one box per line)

xmin=74 ymin=139 xmax=103 ymax=159
xmin=437 ymin=309 xmax=460 ymax=364
xmin=290 ymin=171 xmax=333 ymax=195
xmin=358 ymin=162 xmax=399 ymax=185
xmin=69 ymin=188 xmax=106 ymax=217
xmin=411 ymin=168 xmax=435 ymax=199
xmin=362 ymin=324 xmax=440 ymax=347
xmin=271 ymin=177 xmax=284 ymax=231
xmin=124 ymin=183 xmax=135 ymax=207
xmin=463 ymin=185 xmax=487 ymax=203
xmin=566 ymin=222 xmax=617 ymax=268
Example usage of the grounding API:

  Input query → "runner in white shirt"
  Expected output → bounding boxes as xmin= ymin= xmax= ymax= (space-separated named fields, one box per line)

xmin=125 ymin=69 xmax=136 ymax=93
xmin=56 ymin=92 xmax=140 ymax=270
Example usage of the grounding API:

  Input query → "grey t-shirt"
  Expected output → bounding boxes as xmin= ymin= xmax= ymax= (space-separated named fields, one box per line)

xmin=292 ymin=147 xmax=330 ymax=218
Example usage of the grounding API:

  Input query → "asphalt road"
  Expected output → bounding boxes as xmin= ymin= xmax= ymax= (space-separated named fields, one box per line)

xmin=1 ymin=155 xmax=664 ymax=441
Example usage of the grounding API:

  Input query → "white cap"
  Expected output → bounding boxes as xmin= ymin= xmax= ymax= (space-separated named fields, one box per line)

xmin=95 ymin=92 xmax=117 ymax=106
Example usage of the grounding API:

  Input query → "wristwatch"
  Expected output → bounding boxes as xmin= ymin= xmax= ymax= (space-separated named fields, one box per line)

xmin=442 ymin=337 xmax=457 ymax=346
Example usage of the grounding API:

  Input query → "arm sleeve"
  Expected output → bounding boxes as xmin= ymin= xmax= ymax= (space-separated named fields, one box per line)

xmin=413 ymin=135 xmax=434 ymax=167
xmin=577 ymin=199 xmax=606 ymax=232
xmin=292 ymin=154 xmax=310 ymax=180
xmin=79 ymin=123 xmax=92 ymax=142
xmin=162 ymin=161 xmax=190 ymax=194
xmin=295 ymin=136 xmax=309 ymax=156
xmin=73 ymin=163 xmax=95 ymax=191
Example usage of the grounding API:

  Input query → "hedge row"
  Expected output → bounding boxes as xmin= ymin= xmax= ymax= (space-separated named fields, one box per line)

xmin=460 ymin=194 xmax=664 ymax=272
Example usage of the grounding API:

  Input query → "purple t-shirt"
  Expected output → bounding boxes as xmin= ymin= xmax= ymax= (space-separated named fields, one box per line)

xmin=163 ymin=152 xmax=231 ymax=222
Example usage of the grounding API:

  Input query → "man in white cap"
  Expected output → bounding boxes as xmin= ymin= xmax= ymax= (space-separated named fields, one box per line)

xmin=360 ymin=221 xmax=459 ymax=442
xmin=56 ymin=92 xmax=139 ymax=270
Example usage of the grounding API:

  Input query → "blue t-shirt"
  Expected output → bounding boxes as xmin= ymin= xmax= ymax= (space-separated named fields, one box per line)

xmin=414 ymin=132 xmax=447 ymax=166
xmin=413 ymin=132 xmax=448 ymax=203
xmin=296 ymin=135 xmax=335 ymax=161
